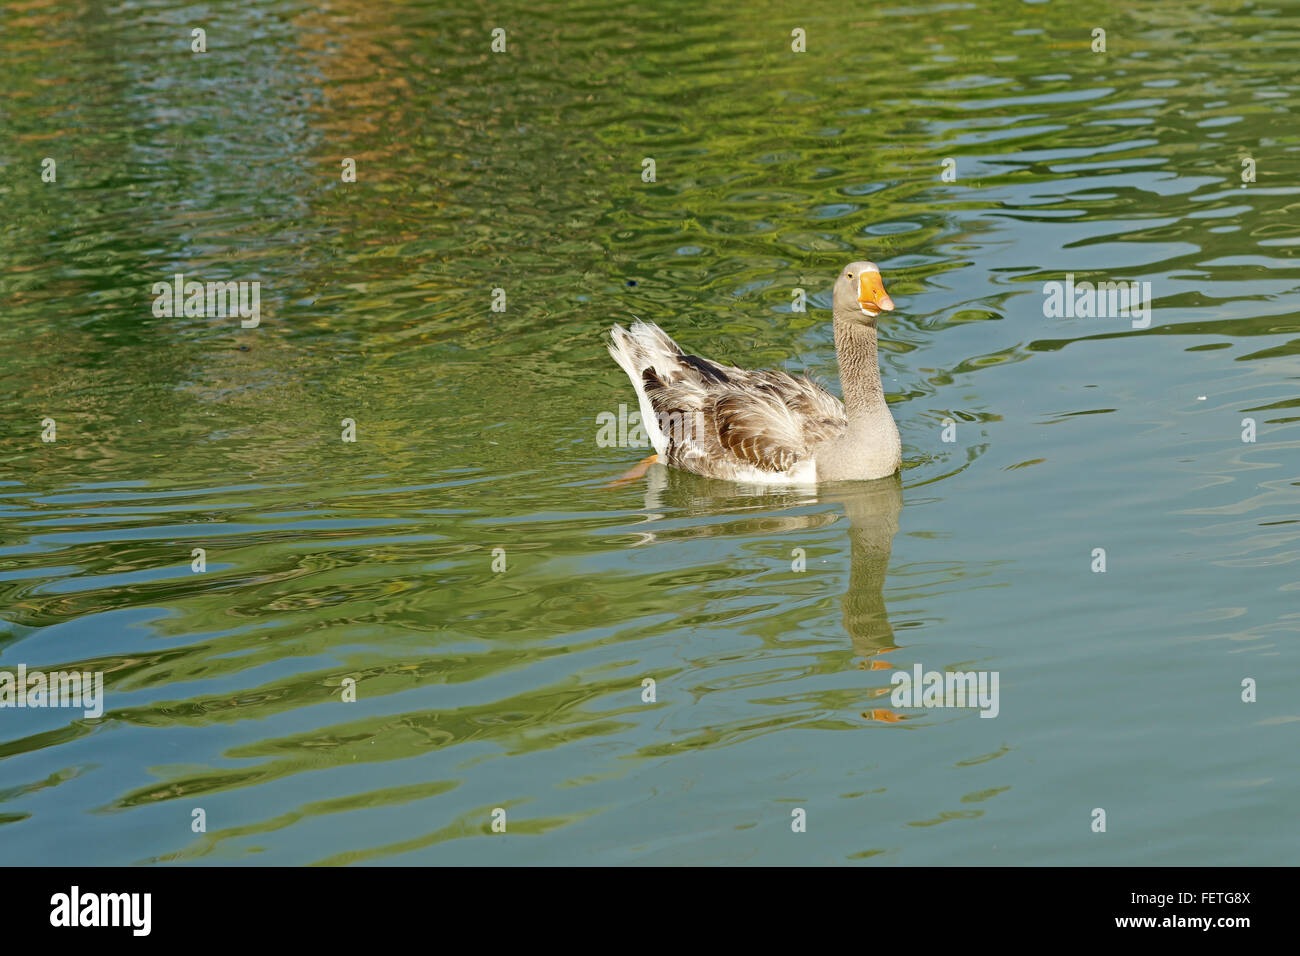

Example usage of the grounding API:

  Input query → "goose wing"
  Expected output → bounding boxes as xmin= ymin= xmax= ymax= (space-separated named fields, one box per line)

xmin=610 ymin=321 xmax=847 ymax=477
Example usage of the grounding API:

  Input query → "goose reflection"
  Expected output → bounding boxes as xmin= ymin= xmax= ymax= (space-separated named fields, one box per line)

xmin=632 ymin=466 xmax=903 ymax=668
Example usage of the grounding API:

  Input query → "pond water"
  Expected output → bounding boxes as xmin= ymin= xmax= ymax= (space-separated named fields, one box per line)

xmin=1 ymin=0 xmax=1297 ymax=864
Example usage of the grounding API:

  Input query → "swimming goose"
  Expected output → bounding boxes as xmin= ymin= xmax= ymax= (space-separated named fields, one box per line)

xmin=607 ymin=261 xmax=902 ymax=484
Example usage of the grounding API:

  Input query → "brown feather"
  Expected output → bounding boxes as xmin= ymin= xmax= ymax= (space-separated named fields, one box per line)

xmin=612 ymin=321 xmax=848 ymax=478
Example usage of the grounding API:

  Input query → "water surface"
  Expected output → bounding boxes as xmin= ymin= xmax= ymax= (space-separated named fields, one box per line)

xmin=1 ymin=0 xmax=1298 ymax=864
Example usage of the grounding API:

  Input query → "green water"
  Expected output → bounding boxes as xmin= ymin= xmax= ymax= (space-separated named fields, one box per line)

xmin=2 ymin=0 xmax=1298 ymax=865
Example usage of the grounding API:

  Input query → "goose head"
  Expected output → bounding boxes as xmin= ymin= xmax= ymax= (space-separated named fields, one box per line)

xmin=833 ymin=261 xmax=895 ymax=325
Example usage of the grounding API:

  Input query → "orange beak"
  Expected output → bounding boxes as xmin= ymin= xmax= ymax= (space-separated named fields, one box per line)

xmin=857 ymin=272 xmax=895 ymax=316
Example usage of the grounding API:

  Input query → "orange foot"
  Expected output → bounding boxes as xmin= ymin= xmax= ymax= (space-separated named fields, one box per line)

xmin=606 ymin=454 xmax=659 ymax=488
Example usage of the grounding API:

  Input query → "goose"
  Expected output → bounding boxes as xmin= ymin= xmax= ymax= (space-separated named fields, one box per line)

xmin=607 ymin=261 xmax=902 ymax=484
